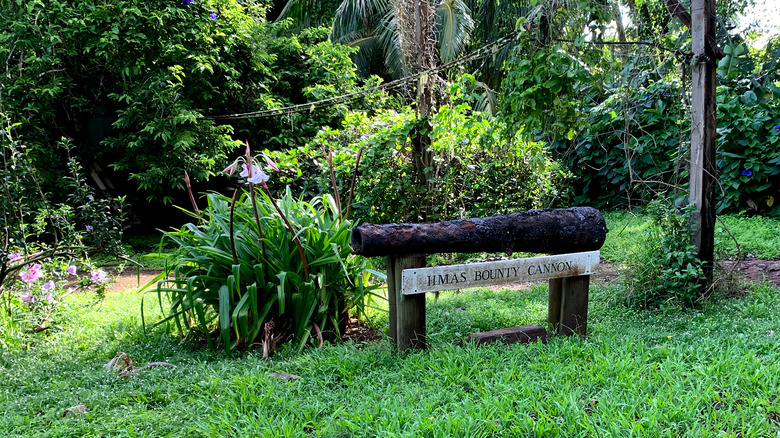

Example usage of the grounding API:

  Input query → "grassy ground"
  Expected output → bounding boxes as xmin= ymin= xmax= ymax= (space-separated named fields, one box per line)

xmin=1 ymin=282 xmax=779 ymax=437
xmin=600 ymin=211 xmax=780 ymax=262
xmin=1 ymin=212 xmax=780 ymax=437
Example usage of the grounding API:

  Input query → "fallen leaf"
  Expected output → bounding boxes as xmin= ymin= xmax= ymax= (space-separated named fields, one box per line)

xmin=63 ymin=404 xmax=89 ymax=417
xmin=269 ymin=372 xmax=301 ymax=381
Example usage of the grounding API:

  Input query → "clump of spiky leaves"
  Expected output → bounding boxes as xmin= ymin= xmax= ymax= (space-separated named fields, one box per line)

xmin=145 ymin=189 xmax=381 ymax=352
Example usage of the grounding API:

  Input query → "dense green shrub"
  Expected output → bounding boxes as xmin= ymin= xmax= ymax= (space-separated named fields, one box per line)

xmin=549 ymin=77 xmax=689 ymax=208
xmin=623 ymin=201 xmax=705 ymax=308
xmin=0 ymin=0 xmax=381 ymax=207
xmin=705 ymin=40 xmax=779 ymax=215
xmin=149 ymin=183 xmax=379 ymax=352
xmin=269 ymin=76 xmax=571 ymax=224
xmin=544 ymin=39 xmax=780 ymax=214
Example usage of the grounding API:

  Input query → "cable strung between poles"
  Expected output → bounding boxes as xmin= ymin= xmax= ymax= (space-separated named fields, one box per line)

xmin=200 ymin=33 xmax=685 ymax=121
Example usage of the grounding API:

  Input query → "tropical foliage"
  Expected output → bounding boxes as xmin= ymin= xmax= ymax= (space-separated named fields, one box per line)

xmin=280 ymin=0 xmax=475 ymax=78
xmin=0 ymin=0 xmax=382 ymax=209
xmin=494 ymin=0 xmax=780 ymax=215
xmin=536 ymin=38 xmax=780 ymax=214
xmin=149 ymin=168 xmax=379 ymax=352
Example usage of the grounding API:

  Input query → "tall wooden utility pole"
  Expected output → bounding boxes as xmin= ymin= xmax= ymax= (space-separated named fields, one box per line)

xmin=690 ymin=0 xmax=718 ymax=288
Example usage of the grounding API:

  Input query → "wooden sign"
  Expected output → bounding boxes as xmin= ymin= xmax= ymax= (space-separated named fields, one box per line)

xmin=401 ymin=251 xmax=599 ymax=295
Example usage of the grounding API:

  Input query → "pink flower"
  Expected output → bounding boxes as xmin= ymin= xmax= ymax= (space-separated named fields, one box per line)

xmin=91 ymin=269 xmax=110 ymax=284
xmin=67 ymin=265 xmax=77 ymax=276
xmin=240 ymin=163 xmax=269 ymax=185
xmin=42 ymin=280 xmax=55 ymax=291
xmin=86 ymin=225 xmax=93 ymax=232
xmin=19 ymin=264 xmax=44 ymax=283
xmin=20 ymin=291 xmax=34 ymax=304
xmin=265 ymin=155 xmax=279 ymax=172
xmin=44 ymin=292 xmax=53 ymax=302
xmin=221 ymin=162 xmax=238 ymax=176
xmin=9 ymin=252 xmax=23 ymax=263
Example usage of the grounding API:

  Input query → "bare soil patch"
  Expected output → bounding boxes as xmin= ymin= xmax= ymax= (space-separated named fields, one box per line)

xmin=590 ymin=259 xmax=780 ymax=287
xmin=107 ymin=269 xmax=164 ymax=292
xmin=719 ymin=258 xmax=780 ymax=286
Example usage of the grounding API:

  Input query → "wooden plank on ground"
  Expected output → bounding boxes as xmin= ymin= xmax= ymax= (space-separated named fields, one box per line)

xmin=466 ymin=325 xmax=549 ymax=345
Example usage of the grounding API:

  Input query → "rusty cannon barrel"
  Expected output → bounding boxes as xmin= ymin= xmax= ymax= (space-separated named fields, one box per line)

xmin=350 ymin=207 xmax=608 ymax=257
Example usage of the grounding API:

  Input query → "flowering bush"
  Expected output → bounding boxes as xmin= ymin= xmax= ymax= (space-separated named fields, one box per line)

xmin=2 ymin=256 xmax=114 ymax=342
xmin=1 ymin=120 xmax=123 ymax=346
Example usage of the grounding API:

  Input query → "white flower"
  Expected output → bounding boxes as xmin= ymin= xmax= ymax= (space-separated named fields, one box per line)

xmin=240 ymin=163 xmax=269 ymax=185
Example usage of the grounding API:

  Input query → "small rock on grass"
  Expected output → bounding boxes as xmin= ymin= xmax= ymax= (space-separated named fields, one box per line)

xmin=63 ymin=404 xmax=89 ymax=417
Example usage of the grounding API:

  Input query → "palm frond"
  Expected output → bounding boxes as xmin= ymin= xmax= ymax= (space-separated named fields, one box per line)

xmin=331 ymin=0 xmax=390 ymax=41
xmin=377 ymin=5 xmax=408 ymax=78
xmin=435 ymin=0 xmax=474 ymax=63
xmin=472 ymin=80 xmax=497 ymax=115
xmin=343 ymin=31 xmax=381 ymax=76
xmin=276 ymin=0 xmax=337 ymax=32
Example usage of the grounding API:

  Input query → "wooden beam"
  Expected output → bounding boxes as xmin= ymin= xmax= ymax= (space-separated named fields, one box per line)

xmin=664 ymin=0 xmax=724 ymax=58
xmin=663 ymin=0 xmax=692 ymax=28
xmin=387 ymin=254 xmax=427 ymax=350
xmin=690 ymin=0 xmax=718 ymax=287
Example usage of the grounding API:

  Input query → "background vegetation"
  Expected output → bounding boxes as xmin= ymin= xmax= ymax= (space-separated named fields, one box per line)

xmin=2 ymin=0 xmax=780 ymax=433
xmin=2 ymin=0 xmax=778 ymax=227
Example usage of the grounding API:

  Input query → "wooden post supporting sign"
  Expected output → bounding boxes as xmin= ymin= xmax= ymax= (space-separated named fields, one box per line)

xmin=690 ymin=0 xmax=718 ymax=287
xmin=558 ymin=275 xmax=590 ymax=337
xmin=387 ymin=254 xmax=427 ymax=349
xmin=387 ymin=251 xmax=598 ymax=349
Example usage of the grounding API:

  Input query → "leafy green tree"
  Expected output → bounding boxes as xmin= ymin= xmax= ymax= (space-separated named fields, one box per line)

xmin=0 ymin=0 xmax=379 ymax=210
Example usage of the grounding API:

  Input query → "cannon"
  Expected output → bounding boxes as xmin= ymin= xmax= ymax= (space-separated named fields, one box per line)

xmin=351 ymin=207 xmax=607 ymax=257
xmin=351 ymin=207 xmax=608 ymax=350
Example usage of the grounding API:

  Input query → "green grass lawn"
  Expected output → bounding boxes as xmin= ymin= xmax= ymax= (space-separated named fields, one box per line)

xmin=2 ymin=280 xmax=779 ymax=437
xmin=2 ymin=212 xmax=779 ymax=437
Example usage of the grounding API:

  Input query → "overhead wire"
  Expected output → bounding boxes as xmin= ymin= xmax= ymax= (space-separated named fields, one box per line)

xmin=200 ymin=30 xmax=682 ymax=121
xmin=200 ymin=30 xmax=524 ymax=121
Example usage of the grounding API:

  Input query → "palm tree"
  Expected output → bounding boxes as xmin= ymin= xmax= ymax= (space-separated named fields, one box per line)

xmin=278 ymin=0 xmax=474 ymax=80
